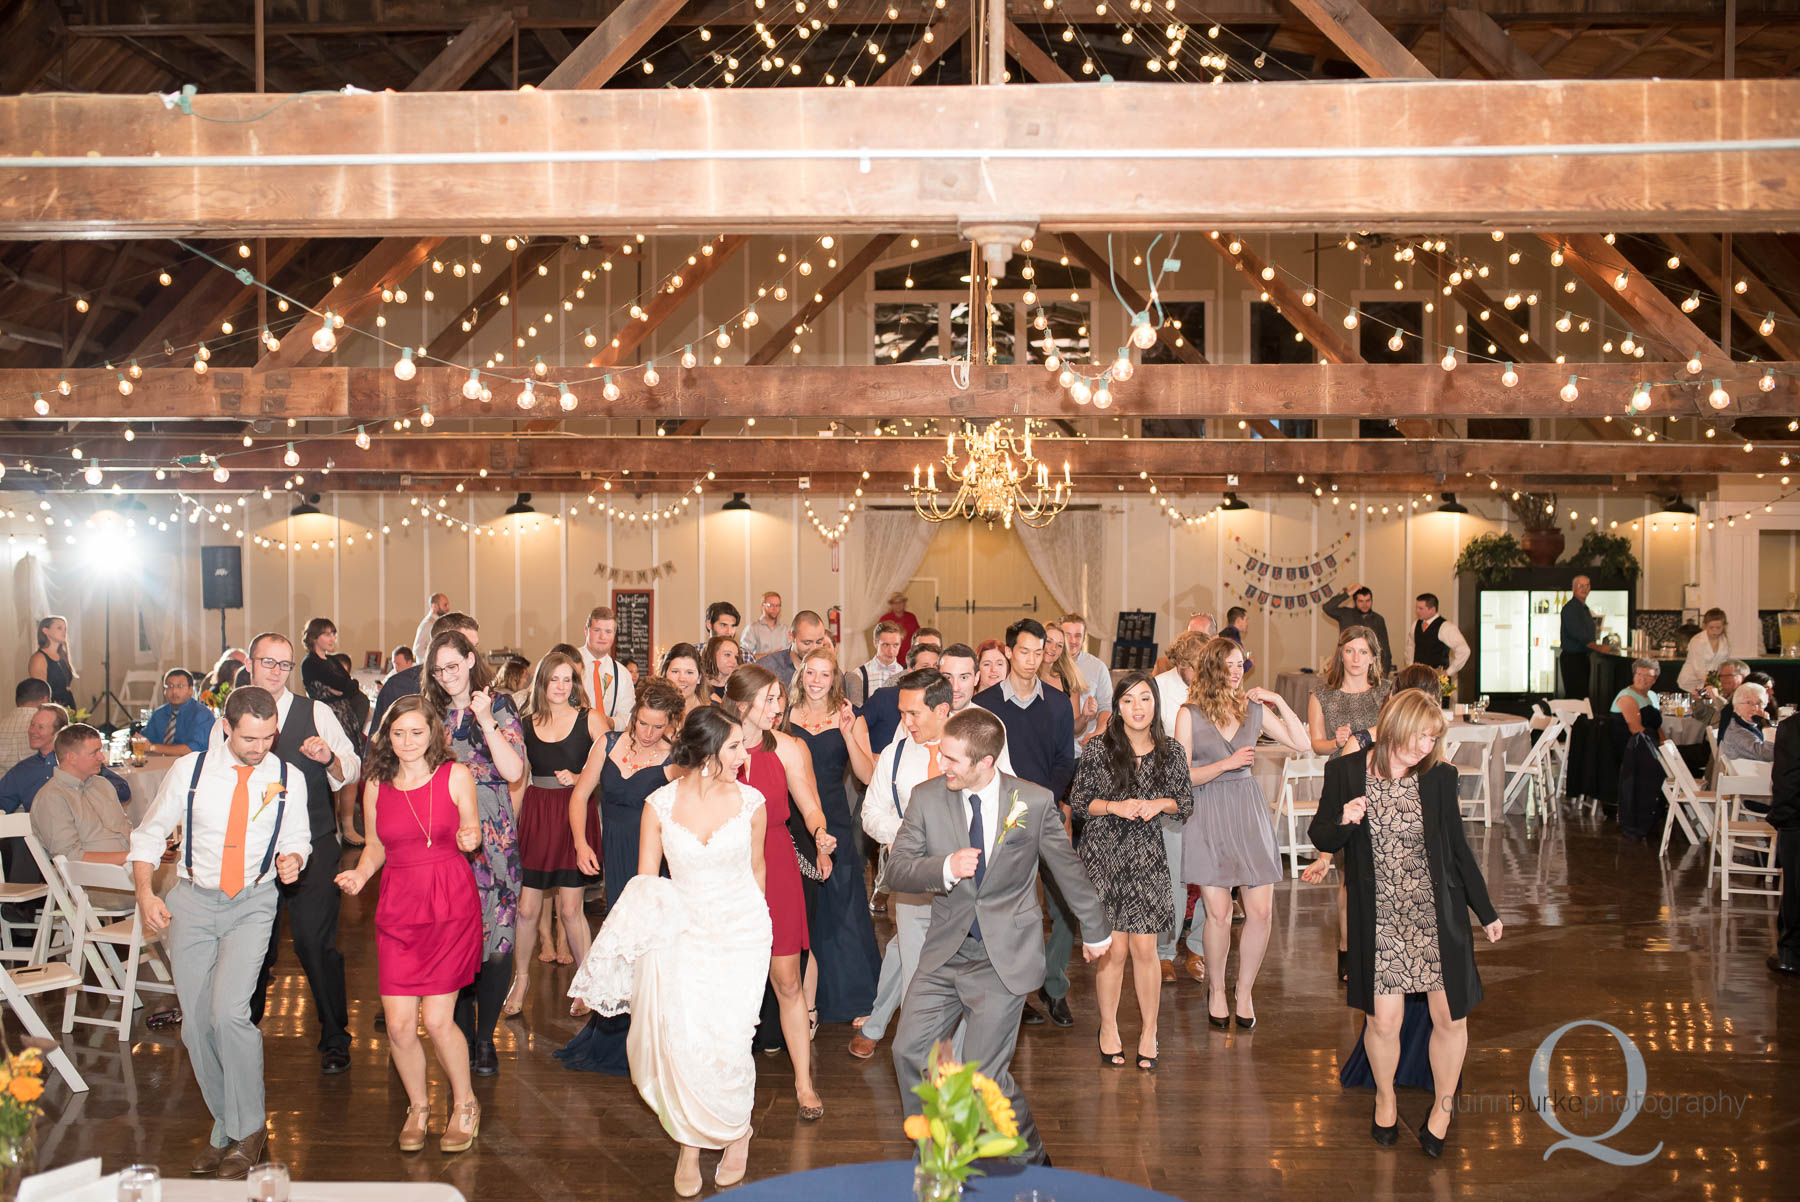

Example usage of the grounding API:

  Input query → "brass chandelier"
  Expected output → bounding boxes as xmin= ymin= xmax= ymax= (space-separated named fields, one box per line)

xmin=908 ymin=421 xmax=1072 ymax=529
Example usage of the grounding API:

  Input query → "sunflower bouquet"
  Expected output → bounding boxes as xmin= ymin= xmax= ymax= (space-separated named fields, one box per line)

xmin=904 ymin=1044 xmax=1027 ymax=1194
xmin=0 ymin=1045 xmax=46 ymax=1143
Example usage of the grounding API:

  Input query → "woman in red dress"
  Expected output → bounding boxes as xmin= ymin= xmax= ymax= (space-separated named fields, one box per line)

xmin=722 ymin=664 xmax=835 ymax=1120
xmin=336 ymin=696 xmax=484 ymax=1155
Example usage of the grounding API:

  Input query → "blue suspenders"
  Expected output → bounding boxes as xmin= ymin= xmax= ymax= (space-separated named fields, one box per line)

xmin=889 ymin=738 xmax=908 ymax=819
xmin=184 ymin=751 xmax=289 ymax=887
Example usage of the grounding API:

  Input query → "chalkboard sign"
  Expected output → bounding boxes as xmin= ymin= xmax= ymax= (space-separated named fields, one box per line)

xmin=612 ymin=589 xmax=654 ymax=674
xmin=1111 ymin=610 xmax=1159 ymax=671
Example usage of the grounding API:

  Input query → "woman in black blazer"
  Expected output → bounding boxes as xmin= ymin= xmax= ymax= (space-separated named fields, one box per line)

xmin=1310 ymin=689 xmax=1504 ymax=1158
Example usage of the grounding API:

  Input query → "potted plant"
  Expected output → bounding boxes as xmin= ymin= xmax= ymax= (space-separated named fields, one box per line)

xmin=1509 ymin=491 xmax=1564 ymax=566
xmin=1454 ymin=531 xmax=1529 ymax=585
xmin=1565 ymin=530 xmax=1640 ymax=581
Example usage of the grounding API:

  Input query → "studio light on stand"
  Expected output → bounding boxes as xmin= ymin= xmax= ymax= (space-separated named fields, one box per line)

xmin=85 ymin=516 xmax=141 ymax=733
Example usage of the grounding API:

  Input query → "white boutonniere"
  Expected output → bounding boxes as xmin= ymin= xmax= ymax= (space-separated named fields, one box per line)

xmin=993 ymin=790 xmax=1029 ymax=849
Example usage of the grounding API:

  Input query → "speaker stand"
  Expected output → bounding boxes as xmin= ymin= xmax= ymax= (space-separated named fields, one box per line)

xmin=93 ymin=577 xmax=130 ymax=734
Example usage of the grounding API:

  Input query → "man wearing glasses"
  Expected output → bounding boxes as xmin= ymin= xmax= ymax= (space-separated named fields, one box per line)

xmin=208 ymin=631 xmax=361 ymax=1075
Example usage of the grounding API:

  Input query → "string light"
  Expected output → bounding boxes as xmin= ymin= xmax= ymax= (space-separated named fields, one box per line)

xmin=516 ymin=380 xmax=537 ymax=410
xmin=1709 ymin=379 xmax=1731 ymax=410
xmin=462 ymin=369 xmax=484 ymax=401
xmin=284 ymin=442 xmax=300 ymax=468
xmin=1559 ymin=376 xmax=1580 ymax=403
xmin=1500 ymin=362 xmax=1518 ymax=388
xmin=312 ymin=315 xmax=338 ymax=354
xmin=393 ymin=348 xmax=416 ymax=381
xmin=558 ymin=383 xmax=577 ymax=412
xmin=354 ymin=425 xmax=371 ymax=450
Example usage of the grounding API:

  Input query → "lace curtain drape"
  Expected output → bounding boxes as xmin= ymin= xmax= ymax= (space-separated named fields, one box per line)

xmin=1015 ymin=507 xmax=1119 ymax=655
xmin=844 ymin=510 xmax=935 ymax=661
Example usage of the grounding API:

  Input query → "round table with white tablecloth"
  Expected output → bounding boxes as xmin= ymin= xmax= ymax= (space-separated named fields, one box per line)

xmin=1661 ymin=713 xmax=1706 ymax=746
xmin=111 ymin=754 xmax=180 ymax=825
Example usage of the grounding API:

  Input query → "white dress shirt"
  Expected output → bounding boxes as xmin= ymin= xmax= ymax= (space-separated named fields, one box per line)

xmin=412 ymin=610 xmax=439 ymax=667
xmin=578 ymin=647 xmax=636 ymax=726
xmin=1678 ymin=632 xmax=1734 ymax=695
xmin=864 ymin=733 xmax=1014 ymax=847
xmin=130 ymin=746 xmax=313 ymax=890
xmin=1153 ymin=668 xmax=1188 ymax=738
xmin=206 ymin=690 xmax=360 ymax=790
xmin=1405 ymin=617 xmax=1471 ymax=675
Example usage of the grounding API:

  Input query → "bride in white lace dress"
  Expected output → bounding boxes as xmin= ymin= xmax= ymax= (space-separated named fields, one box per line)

xmin=570 ymin=706 xmax=772 ymax=1196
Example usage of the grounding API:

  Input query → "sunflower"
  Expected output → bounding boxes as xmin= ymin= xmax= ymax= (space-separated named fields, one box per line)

xmin=930 ymin=1055 xmax=964 ymax=1087
xmin=972 ymin=1074 xmax=1017 ymax=1138
xmin=7 ymin=1076 xmax=42 ymax=1104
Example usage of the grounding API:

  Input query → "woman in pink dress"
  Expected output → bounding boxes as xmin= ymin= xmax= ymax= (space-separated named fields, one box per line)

xmin=721 ymin=664 xmax=835 ymax=1120
xmin=335 ymin=696 xmax=484 ymax=1155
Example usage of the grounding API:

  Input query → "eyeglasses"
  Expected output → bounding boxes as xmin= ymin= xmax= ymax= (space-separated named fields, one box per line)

xmin=430 ymin=662 xmax=469 ymax=678
xmin=254 ymin=657 xmax=295 ymax=673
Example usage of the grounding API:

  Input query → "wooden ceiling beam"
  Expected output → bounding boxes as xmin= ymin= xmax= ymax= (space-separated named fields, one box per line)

xmin=422 ymin=237 xmax=573 ymax=363
xmin=539 ymin=0 xmax=688 ymax=89
xmin=1286 ymin=0 xmax=1434 ymax=77
xmin=5 ymin=363 xmax=1792 ymax=422
xmin=1661 ymin=232 xmax=1800 ymax=362
xmin=1546 ymin=233 xmax=1730 ymax=370
xmin=874 ymin=7 xmax=971 ymax=86
xmin=586 ymin=236 xmax=748 ymax=368
xmin=405 ymin=6 xmax=517 ymax=91
xmin=10 ymin=81 xmax=1800 ymax=236
xmin=1441 ymin=6 xmax=1552 ymax=78
xmin=16 ymin=433 xmax=1786 ymax=479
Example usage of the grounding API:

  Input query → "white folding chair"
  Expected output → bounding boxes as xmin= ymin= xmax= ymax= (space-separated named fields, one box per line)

xmin=1503 ymin=717 xmax=1563 ymax=820
xmin=0 ymin=963 xmax=87 ymax=1092
xmin=117 ymin=671 xmax=162 ymax=715
xmin=1704 ymin=722 xmax=1722 ymax=790
xmin=1441 ymin=725 xmax=1498 ymax=826
xmin=54 ymin=856 xmax=175 ymax=1042
xmin=1713 ymin=775 xmax=1781 ymax=903
xmin=1271 ymin=753 xmax=1328 ymax=877
xmin=0 ymin=814 xmax=53 ymax=964
xmin=1656 ymin=740 xmax=1718 ymax=854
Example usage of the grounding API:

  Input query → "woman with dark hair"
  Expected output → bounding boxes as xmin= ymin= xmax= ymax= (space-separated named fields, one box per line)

xmin=1068 ymin=670 xmax=1193 ymax=1070
xmin=782 ymin=645 xmax=879 ymax=1031
xmin=701 ymin=635 xmax=742 ymax=701
xmin=1311 ymin=689 xmax=1503 ymax=1157
xmin=506 ymin=649 xmax=608 ymax=1017
xmin=555 ymin=678 xmax=687 ymax=1075
xmin=660 ymin=643 xmax=707 ymax=722
xmin=1390 ymin=663 xmax=1442 ymax=696
xmin=29 ymin=615 xmax=76 ymax=709
xmin=334 ymin=696 xmax=484 ymax=1153
xmin=570 ymin=705 xmax=770 ymax=1197
xmin=722 ymin=663 xmax=835 ymax=1120
xmin=302 ymin=617 xmax=370 ymax=845
xmin=423 ymin=629 xmax=526 ymax=1078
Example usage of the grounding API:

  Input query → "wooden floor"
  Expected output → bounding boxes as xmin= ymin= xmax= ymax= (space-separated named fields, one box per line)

xmin=25 ymin=812 xmax=1799 ymax=1201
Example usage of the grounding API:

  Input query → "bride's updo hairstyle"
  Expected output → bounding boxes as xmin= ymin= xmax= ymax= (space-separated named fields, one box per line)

xmin=671 ymin=704 xmax=740 ymax=775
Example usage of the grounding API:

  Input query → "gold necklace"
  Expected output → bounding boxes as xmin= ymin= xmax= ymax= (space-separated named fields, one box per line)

xmin=396 ymin=771 xmax=435 ymax=848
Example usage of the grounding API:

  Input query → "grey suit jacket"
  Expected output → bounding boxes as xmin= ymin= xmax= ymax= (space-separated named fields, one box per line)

xmin=886 ymin=772 xmax=1109 ymax=997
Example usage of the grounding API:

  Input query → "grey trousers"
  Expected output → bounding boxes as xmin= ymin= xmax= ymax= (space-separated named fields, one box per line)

xmin=1158 ymin=824 xmax=1184 ymax=961
xmin=864 ymin=901 xmax=966 ymax=1054
xmin=166 ymin=878 xmax=280 ymax=1146
xmin=893 ymin=936 xmax=1043 ymax=1164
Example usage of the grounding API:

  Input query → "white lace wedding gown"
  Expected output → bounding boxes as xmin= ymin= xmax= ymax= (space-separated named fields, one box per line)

xmin=569 ymin=780 xmax=773 ymax=1148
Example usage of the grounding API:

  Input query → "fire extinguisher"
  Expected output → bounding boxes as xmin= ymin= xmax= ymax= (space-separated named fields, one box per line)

xmin=827 ymin=606 xmax=842 ymax=646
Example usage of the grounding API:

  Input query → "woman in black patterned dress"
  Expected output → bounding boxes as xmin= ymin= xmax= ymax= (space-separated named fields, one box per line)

xmin=1311 ymin=689 xmax=1504 ymax=1158
xmin=1068 ymin=671 xmax=1193 ymax=1071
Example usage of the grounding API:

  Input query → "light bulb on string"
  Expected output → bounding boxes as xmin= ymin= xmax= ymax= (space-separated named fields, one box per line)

xmin=532 ymin=356 xmax=548 ymax=378
xmin=681 ymin=345 xmax=698 ymax=369
xmin=312 ymin=316 xmax=338 ymax=354
xmin=1069 ymin=379 xmax=1092 ymax=405
xmin=127 ymin=360 xmax=142 ymax=380
xmin=1630 ymin=383 xmax=1652 ymax=412
xmin=1112 ymin=348 xmax=1134 ymax=382
xmin=355 ymin=425 xmax=371 ymax=450
xmin=1440 ymin=348 xmax=1457 ymax=372
xmin=1559 ymin=375 xmax=1580 ymax=403
xmin=283 ymin=442 xmax=300 ymax=468
xmin=558 ymin=384 xmax=577 ymax=413
xmin=393 ymin=348 xmax=416 ymax=381
xmin=644 ymin=363 xmax=661 ymax=387
xmin=84 ymin=461 xmax=103 ymax=487
xmin=517 ymin=380 xmax=537 ymax=410
xmin=1091 ymin=386 xmax=1112 ymax=409
xmin=1343 ymin=307 xmax=1359 ymax=331
xmin=32 ymin=392 xmax=48 ymax=416
xmin=1687 ymin=355 xmax=1704 ymax=375
xmin=1387 ymin=330 xmax=1404 ymax=353
xmin=1709 ymin=379 xmax=1731 ymax=410
xmin=1760 ymin=313 xmax=1778 ymax=337
xmin=420 ymin=404 xmax=435 ymax=427
xmin=603 ymin=375 xmax=621 ymax=402
xmin=212 ymin=465 xmax=230 ymax=484
xmin=1761 ymin=369 xmax=1777 ymax=393
xmin=1128 ymin=312 xmax=1157 ymax=350
xmin=716 ymin=327 xmax=732 ymax=349
xmin=742 ymin=307 xmax=759 ymax=328
xmin=1500 ymin=362 xmax=1518 ymax=388
xmin=463 ymin=369 xmax=484 ymax=401
xmin=57 ymin=375 xmax=71 ymax=396
xmin=117 ymin=373 xmax=133 ymax=396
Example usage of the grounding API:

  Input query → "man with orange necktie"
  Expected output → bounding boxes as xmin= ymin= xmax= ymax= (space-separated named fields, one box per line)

xmin=576 ymin=605 xmax=634 ymax=732
xmin=131 ymin=687 xmax=312 ymax=1180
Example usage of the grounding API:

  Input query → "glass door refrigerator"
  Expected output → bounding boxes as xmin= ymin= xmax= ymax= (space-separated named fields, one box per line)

xmin=1477 ymin=586 xmax=1630 ymax=696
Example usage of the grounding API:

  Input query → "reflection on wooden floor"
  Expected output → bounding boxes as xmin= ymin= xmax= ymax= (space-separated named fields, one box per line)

xmin=24 ymin=813 xmax=1798 ymax=1201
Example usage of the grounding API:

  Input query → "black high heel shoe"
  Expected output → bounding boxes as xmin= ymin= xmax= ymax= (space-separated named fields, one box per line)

xmin=1418 ymin=1116 xmax=1445 ymax=1159
xmin=1371 ymin=1119 xmax=1399 ymax=1146
xmin=1207 ymin=988 xmax=1231 ymax=1029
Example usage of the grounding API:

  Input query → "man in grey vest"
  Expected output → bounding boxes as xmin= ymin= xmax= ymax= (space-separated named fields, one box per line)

xmin=887 ymin=707 xmax=1110 ymax=1164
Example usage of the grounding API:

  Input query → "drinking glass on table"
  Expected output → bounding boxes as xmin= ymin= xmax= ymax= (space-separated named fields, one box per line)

xmin=245 ymin=1161 xmax=290 ymax=1202
xmin=117 ymin=1164 xmax=161 ymax=1202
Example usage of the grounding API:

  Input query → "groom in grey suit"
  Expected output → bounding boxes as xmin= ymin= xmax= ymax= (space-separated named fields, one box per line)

xmin=888 ymin=707 xmax=1111 ymax=1164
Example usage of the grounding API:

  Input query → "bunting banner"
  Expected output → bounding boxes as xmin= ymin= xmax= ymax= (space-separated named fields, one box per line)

xmin=594 ymin=560 xmax=678 ymax=585
xmin=1226 ymin=547 xmax=1358 ymax=613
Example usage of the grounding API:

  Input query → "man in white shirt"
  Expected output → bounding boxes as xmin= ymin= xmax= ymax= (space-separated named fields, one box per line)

xmin=849 ymin=620 xmax=906 ymax=705
xmin=1059 ymin=613 xmax=1114 ymax=747
xmin=211 ymin=632 xmax=360 ymax=1075
xmin=887 ymin=707 xmax=1110 ymax=1166
xmin=576 ymin=605 xmax=634 ymax=730
xmin=412 ymin=591 xmax=450 ymax=665
xmin=739 ymin=591 xmax=789 ymax=660
xmin=133 ymin=686 xmax=311 ymax=1179
xmin=0 ymin=679 xmax=50 ymax=770
xmin=1404 ymin=593 xmax=1471 ymax=683
xmin=1152 ymin=630 xmax=1210 ymax=981
xmin=852 ymin=668 xmax=1012 ymax=1059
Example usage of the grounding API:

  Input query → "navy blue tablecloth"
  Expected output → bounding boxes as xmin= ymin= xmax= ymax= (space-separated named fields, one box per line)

xmin=725 ymin=1161 xmax=1180 ymax=1201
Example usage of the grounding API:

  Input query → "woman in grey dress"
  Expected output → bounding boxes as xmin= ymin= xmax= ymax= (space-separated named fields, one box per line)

xmin=1302 ymin=626 xmax=1392 ymax=980
xmin=1175 ymin=636 xmax=1310 ymax=1031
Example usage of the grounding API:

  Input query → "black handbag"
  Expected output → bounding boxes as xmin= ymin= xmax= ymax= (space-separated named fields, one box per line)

xmin=787 ymin=807 xmax=825 ymax=882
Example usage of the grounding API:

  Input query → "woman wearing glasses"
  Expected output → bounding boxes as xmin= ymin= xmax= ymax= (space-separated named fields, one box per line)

xmin=423 ymin=630 xmax=527 ymax=1080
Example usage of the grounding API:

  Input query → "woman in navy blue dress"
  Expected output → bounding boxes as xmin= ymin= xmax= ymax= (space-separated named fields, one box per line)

xmin=782 ymin=646 xmax=879 ymax=1029
xmin=555 ymin=678 xmax=684 ymax=1074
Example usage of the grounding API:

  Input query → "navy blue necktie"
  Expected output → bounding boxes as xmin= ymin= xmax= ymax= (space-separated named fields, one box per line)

xmin=967 ymin=790 xmax=986 ymax=940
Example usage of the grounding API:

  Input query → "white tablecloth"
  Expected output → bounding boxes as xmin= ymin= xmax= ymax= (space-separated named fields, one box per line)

xmin=1662 ymin=714 xmax=1706 ymax=745
xmin=164 ymin=1185 xmax=465 ymax=1202
xmin=1249 ymin=712 xmax=1532 ymax=815
xmin=1273 ymin=671 xmax=1319 ymax=718
xmin=112 ymin=756 xmax=180 ymax=825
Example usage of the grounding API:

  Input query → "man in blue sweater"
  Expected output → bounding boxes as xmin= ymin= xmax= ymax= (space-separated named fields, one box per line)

xmin=974 ymin=618 xmax=1078 ymax=1027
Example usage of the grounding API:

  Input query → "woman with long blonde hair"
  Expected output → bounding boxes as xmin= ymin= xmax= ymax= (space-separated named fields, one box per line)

xmin=1174 ymin=636 xmax=1309 ymax=1030
xmin=1039 ymin=621 xmax=1092 ymax=738
xmin=1311 ymin=689 xmax=1502 ymax=1157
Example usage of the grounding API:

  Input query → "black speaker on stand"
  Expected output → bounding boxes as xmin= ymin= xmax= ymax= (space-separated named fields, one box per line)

xmin=201 ymin=545 xmax=244 ymax=656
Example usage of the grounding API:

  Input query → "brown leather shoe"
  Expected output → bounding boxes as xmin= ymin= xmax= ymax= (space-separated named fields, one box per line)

xmin=189 ymin=1140 xmax=228 ymax=1176
xmin=216 ymin=1130 xmax=267 ymax=1181
xmin=848 ymin=1033 xmax=878 ymax=1060
xmin=1160 ymin=958 xmax=1176 ymax=984
xmin=1183 ymin=951 xmax=1206 ymax=984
